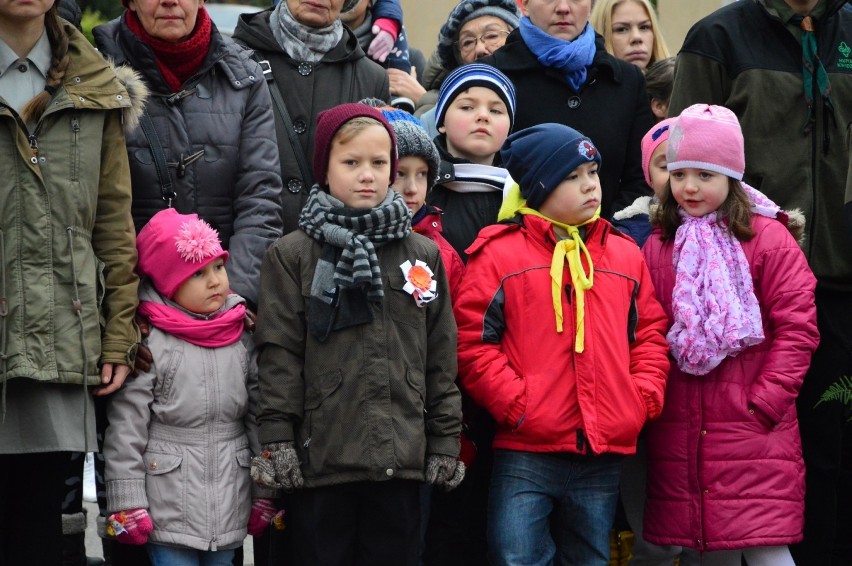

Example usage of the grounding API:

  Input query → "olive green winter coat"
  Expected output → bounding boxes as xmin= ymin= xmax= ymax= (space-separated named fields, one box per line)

xmin=0 ymin=23 xmax=141 ymax=386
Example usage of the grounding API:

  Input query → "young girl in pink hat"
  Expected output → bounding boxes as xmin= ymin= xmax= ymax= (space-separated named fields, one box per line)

xmin=103 ymin=209 xmax=277 ymax=565
xmin=641 ymin=104 xmax=819 ymax=566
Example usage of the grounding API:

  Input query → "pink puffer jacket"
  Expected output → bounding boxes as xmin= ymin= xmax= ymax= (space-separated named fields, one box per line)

xmin=640 ymin=214 xmax=819 ymax=552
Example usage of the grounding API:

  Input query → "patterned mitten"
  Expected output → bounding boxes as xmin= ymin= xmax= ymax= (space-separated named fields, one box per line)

xmin=251 ymin=441 xmax=303 ymax=491
xmin=426 ymin=454 xmax=466 ymax=491
xmin=247 ymin=499 xmax=276 ymax=537
xmin=106 ymin=508 xmax=153 ymax=545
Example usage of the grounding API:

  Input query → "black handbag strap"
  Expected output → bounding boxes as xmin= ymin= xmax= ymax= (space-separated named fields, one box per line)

xmin=138 ymin=112 xmax=177 ymax=206
xmin=252 ymin=53 xmax=313 ymax=186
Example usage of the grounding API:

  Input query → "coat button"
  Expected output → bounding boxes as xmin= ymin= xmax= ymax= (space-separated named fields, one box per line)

xmin=703 ymin=489 xmax=709 ymax=495
xmin=385 ymin=468 xmax=394 ymax=477
xmin=287 ymin=179 xmax=303 ymax=194
xmin=293 ymin=119 xmax=307 ymax=134
xmin=149 ymin=462 xmax=158 ymax=470
xmin=567 ymin=96 xmax=581 ymax=109
xmin=700 ymin=430 xmax=707 ymax=435
xmin=298 ymin=62 xmax=312 ymax=76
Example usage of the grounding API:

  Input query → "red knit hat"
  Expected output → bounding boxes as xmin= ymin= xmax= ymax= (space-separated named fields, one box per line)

xmin=136 ymin=209 xmax=229 ymax=299
xmin=667 ymin=104 xmax=745 ymax=181
xmin=312 ymin=103 xmax=398 ymax=188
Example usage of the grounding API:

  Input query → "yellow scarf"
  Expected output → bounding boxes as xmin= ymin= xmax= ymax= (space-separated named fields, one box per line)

xmin=499 ymin=182 xmax=599 ymax=352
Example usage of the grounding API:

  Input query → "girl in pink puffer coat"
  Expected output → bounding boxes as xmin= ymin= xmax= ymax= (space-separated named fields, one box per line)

xmin=641 ymin=105 xmax=819 ymax=566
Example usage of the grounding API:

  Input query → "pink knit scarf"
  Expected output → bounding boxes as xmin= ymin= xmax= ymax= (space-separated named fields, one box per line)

xmin=138 ymin=300 xmax=246 ymax=348
xmin=668 ymin=210 xmax=764 ymax=375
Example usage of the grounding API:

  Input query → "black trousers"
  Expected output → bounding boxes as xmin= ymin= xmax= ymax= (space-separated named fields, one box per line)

xmin=0 ymin=452 xmax=68 ymax=566
xmin=790 ymin=289 xmax=852 ymax=566
xmin=288 ymin=480 xmax=421 ymax=566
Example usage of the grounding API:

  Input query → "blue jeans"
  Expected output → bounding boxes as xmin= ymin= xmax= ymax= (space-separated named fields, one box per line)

xmin=488 ymin=450 xmax=622 ymax=566
xmin=147 ymin=544 xmax=235 ymax=566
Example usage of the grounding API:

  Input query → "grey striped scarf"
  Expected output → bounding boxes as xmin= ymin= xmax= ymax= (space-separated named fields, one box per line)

xmin=299 ymin=185 xmax=411 ymax=304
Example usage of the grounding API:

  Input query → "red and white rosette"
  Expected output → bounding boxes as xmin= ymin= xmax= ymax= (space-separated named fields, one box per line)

xmin=400 ymin=260 xmax=438 ymax=307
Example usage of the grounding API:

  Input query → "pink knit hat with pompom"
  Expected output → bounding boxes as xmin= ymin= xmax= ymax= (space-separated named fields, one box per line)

xmin=136 ymin=208 xmax=228 ymax=299
xmin=640 ymin=117 xmax=677 ymax=187
xmin=666 ymin=104 xmax=745 ymax=180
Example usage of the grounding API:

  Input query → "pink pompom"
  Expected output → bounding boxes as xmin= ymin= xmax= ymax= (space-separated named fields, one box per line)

xmin=174 ymin=219 xmax=223 ymax=263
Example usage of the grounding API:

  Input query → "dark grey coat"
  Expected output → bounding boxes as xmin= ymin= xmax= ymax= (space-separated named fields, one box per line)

xmin=232 ymin=10 xmax=390 ymax=234
xmin=94 ymin=17 xmax=283 ymax=307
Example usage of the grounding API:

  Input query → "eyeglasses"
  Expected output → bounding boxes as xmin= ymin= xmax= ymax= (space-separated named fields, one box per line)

xmin=455 ymin=30 xmax=511 ymax=56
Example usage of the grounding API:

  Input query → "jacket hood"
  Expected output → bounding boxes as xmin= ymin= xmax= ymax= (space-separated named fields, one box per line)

xmin=109 ymin=61 xmax=149 ymax=131
xmin=61 ymin=22 xmax=134 ymax=111
xmin=232 ymin=8 xmax=368 ymax=64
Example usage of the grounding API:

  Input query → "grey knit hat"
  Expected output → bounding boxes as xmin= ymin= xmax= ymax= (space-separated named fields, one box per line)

xmin=359 ymin=99 xmax=441 ymax=188
xmin=437 ymin=0 xmax=521 ymax=70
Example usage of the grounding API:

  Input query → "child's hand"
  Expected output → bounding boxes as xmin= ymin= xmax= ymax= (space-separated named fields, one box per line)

xmin=368 ymin=26 xmax=395 ymax=63
xmin=426 ymin=454 xmax=466 ymax=491
xmin=247 ymin=499 xmax=278 ymax=537
xmin=251 ymin=442 xmax=303 ymax=491
xmin=106 ymin=508 xmax=153 ymax=545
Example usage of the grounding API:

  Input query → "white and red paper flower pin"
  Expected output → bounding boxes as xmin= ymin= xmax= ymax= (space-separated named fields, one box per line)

xmin=400 ymin=260 xmax=438 ymax=307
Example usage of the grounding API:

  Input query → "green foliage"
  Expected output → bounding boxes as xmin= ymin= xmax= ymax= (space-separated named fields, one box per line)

xmin=78 ymin=0 xmax=123 ymax=22
xmin=81 ymin=9 xmax=107 ymax=46
xmin=816 ymin=375 xmax=852 ymax=414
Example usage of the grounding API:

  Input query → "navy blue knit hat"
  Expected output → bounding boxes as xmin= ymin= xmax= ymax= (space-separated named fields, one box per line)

xmin=501 ymin=123 xmax=602 ymax=210
xmin=437 ymin=0 xmax=521 ymax=69
xmin=436 ymin=63 xmax=516 ymax=131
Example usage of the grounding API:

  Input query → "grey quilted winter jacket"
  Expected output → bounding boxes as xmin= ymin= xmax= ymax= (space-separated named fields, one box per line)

xmin=104 ymin=284 xmax=266 ymax=551
xmin=93 ymin=17 xmax=283 ymax=307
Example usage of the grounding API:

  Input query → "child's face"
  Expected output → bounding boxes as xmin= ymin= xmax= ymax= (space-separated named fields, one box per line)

xmin=173 ymin=258 xmax=229 ymax=314
xmin=439 ymin=86 xmax=511 ymax=165
xmin=648 ymin=141 xmax=669 ymax=198
xmin=392 ymin=156 xmax=430 ymax=215
xmin=326 ymin=124 xmax=392 ymax=209
xmin=538 ymin=161 xmax=602 ymax=226
xmin=670 ymin=167 xmax=730 ymax=217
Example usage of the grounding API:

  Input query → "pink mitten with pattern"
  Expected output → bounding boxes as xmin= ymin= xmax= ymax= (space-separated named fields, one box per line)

xmin=107 ymin=508 xmax=153 ymax=545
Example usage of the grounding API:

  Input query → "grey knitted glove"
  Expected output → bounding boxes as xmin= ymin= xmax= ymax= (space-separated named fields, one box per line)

xmin=251 ymin=441 xmax=304 ymax=491
xmin=426 ymin=454 xmax=466 ymax=491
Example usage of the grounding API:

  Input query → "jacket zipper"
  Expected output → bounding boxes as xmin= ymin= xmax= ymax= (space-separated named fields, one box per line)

xmin=71 ymin=116 xmax=80 ymax=181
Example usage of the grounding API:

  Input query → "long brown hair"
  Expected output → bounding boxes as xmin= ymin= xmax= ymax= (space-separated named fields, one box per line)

xmin=651 ymin=176 xmax=755 ymax=242
xmin=20 ymin=3 xmax=70 ymax=124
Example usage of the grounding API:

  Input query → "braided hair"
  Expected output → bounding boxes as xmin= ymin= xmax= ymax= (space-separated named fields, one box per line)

xmin=20 ymin=3 xmax=70 ymax=124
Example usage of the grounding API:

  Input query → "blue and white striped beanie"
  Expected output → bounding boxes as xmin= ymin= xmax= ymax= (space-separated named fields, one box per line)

xmin=435 ymin=63 xmax=517 ymax=131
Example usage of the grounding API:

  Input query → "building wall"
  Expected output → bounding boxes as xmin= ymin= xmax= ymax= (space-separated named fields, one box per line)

xmin=398 ymin=0 xmax=735 ymax=63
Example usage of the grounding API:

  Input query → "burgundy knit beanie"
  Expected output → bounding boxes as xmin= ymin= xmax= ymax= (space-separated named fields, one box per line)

xmin=312 ymin=103 xmax=399 ymax=188
xmin=666 ymin=104 xmax=745 ymax=180
xmin=136 ymin=209 xmax=228 ymax=299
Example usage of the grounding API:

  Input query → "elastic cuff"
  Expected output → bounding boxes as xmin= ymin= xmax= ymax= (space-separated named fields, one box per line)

xmin=373 ymin=17 xmax=399 ymax=40
xmin=62 ymin=510 xmax=87 ymax=535
xmin=106 ymin=479 xmax=148 ymax=513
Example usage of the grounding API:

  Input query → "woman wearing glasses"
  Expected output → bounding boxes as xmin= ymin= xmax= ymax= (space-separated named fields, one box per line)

xmin=481 ymin=0 xmax=654 ymax=218
xmin=395 ymin=0 xmax=519 ymax=136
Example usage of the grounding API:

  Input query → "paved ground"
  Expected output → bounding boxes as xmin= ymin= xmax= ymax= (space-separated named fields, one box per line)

xmin=83 ymin=501 xmax=256 ymax=565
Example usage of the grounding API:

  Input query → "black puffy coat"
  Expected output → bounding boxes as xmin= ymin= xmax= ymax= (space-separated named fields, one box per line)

xmin=480 ymin=30 xmax=653 ymax=217
xmin=232 ymin=9 xmax=390 ymax=234
xmin=94 ymin=16 xmax=283 ymax=307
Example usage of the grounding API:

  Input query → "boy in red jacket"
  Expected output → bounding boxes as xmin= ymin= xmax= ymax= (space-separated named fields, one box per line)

xmin=453 ymin=123 xmax=669 ymax=566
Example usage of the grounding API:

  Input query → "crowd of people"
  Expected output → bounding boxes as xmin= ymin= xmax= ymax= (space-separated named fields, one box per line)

xmin=1 ymin=0 xmax=850 ymax=565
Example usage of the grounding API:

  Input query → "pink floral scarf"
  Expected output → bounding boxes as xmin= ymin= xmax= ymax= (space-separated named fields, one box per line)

xmin=668 ymin=210 xmax=764 ymax=375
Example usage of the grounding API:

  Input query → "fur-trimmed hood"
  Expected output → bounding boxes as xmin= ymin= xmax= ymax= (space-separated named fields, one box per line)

xmin=111 ymin=61 xmax=148 ymax=131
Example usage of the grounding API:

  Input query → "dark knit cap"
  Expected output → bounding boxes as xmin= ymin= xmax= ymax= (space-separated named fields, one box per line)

xmin=501 ymin=123 xmax=603 ymax=210
xmin=312 ymin=103 xmax=399 ymax=187
xmin=437 ymin=0 xmax=521 ymax=69
xmin=436 ymin=63 xmax=516 ymax=131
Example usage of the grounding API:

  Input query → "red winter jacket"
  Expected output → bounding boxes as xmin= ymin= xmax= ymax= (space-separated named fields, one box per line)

xmin=413 ymin=205 xmax=464 ymax=302
xmin=641 ymin=215 xmax=819 ymax=552
xmin=454 ymin=215 xmax=669 ymax=455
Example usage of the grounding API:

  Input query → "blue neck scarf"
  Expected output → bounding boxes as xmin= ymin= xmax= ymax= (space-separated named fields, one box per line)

xmin=519 ymin=16 xmax=596 ymax=91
